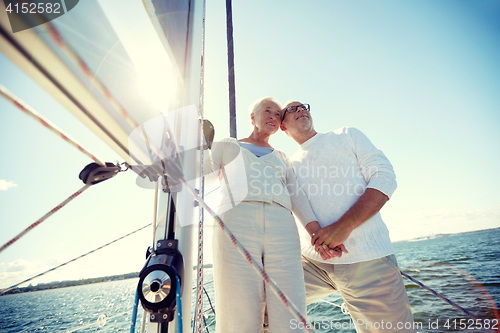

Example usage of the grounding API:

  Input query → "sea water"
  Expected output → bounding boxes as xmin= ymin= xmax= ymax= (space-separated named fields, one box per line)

xmin=306 ymin=229 xmax=500 ymax=332
xmin=1 ymin=229 xmax=499 ymax=332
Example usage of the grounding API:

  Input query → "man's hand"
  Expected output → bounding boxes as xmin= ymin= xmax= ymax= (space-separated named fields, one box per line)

xmin=312 ymin=188 xmax=390 ymax=251
xmin=312 ymin=222 xmax=352 ymax=252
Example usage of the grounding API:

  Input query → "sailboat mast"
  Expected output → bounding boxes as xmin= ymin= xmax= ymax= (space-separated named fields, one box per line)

xmin=225 ymin=0 xmax=237 ymax=138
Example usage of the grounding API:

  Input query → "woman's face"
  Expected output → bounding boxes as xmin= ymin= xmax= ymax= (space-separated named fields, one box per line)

xmin=252 ymin=101 xmax=282 ymax=135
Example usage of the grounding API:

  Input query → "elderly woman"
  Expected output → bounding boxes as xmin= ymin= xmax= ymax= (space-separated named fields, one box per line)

xmin=206 ymin=97 xmax=317 ymax=333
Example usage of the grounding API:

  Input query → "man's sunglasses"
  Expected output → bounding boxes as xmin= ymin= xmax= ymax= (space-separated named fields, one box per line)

xmin=282 ymin=104 xmax=311 ymax=121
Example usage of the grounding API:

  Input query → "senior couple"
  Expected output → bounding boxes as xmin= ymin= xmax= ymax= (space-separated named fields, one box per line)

xmin=208 ymin=97 xmax=416 ymax=333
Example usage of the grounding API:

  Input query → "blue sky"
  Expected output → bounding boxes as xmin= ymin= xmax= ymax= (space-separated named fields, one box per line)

xmin=0 ymin=0 xmax=499 ymax=288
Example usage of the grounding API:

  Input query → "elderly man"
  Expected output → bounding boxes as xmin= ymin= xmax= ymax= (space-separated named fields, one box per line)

xmin=279 ymin=101 xmax=416 ymax=333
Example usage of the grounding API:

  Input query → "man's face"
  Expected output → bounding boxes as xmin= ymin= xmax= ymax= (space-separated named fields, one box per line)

xmin=280 ymin=101 xmax=313 ymax=134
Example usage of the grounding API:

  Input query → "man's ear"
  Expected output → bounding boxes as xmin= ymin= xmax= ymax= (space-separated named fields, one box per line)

xmin=280 ymin=123 xmax=287 ymax=131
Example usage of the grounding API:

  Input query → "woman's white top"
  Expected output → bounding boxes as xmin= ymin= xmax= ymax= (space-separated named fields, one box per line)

xmin=204 ymin=137 xmax=317 ymax=226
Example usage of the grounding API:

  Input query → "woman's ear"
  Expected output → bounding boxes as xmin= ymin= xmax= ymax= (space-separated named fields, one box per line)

xmin=250 ymin=113 xmax=255 ymax=125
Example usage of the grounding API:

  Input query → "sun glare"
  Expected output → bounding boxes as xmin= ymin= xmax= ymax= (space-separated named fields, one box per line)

xmin=98 ymin=0 xmax=180 ymax=111
xmin=125 ymin=28 xmax=180 ymax=111
xmin=135 ymin=60 xmax=178 ymax=111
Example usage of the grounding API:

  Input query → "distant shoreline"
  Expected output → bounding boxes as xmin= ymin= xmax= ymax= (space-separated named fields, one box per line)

xmin=3 ymin=228 xmax=497 ymax=296
xmin=1 ymin=264 xmax=214 ymax=296
xmin=393 ymin=226 xmax=500 ymax=243
xmin=0 ymin=272 xmax=140 ymax=296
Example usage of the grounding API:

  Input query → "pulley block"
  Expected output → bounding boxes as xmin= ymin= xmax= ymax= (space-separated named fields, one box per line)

xmin=79 ymin=162 xmax=120 ymax=185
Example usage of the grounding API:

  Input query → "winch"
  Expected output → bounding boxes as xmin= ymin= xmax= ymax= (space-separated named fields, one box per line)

xmin=137 ymin=239 xmax=184 ymax=323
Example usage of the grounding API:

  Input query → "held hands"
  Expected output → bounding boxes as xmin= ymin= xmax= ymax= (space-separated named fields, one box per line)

xmin=311 ymin=221 xmax=352 ymax=257
xmin=306 ymin=188 xmax=388 ymax=258
xmin=305 ymin=221 xmax=348 ymax=260
xmin=314 ymin=243 xmax=348 ymax=260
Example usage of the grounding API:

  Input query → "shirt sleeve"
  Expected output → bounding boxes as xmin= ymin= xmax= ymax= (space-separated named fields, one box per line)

xmin=202 ymin=138 xmax=242 ymax=185
xmin=345 ymin=127 xmax=397 ymax=198
xmin=202 ymin=138 xmax=225 ymax=185
xmin=283 ymin=152 xmax=318 ymax=227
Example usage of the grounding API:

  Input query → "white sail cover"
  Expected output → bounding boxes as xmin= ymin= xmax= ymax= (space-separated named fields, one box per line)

xmin=0 ymin=0 xmax=202 ymax=167
xmin=0 ymin=1 xmax=204 ymax=332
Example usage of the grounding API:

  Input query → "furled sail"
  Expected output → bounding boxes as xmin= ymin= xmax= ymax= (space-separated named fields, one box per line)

xmin=0 ymin=1 xmax=205 ymax=332
xmin=0 ymin=0 xmax=193 ymax=166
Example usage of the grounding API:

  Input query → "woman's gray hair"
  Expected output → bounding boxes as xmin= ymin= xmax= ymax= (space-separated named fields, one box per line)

xmin=248 ymin=97 xmax=282 ymax=125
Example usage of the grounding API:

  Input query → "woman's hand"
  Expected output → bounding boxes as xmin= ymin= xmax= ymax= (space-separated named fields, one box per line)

xmin=316 ymin=243 xmax=348 ymax=260
xmin=305 ymin=221 xmax=321 ymax=237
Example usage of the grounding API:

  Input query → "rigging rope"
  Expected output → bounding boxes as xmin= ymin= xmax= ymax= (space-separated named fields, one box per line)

xmin=130 ymin=289 xmax=140 ymax=333
xmin=190 ymin=280 xmax=216 ymax=330
xmin=177 ymin=177 xmax=316 ymax=333
xmin=0 ymin=84 xmax=105 ymax=166
xmin=203 ymin=286 xmax=216 ymax=317
xmin=191 ymin=281 xmax=216 ymax=317
xmin=0 ymin=22 xmax=144 ymax=166
xmin=0 ymin=223 xmax=151 ymax=294
xmin=193 ymin=138 xmax=206 ymax=330
xmin=201 ymin=314 xmax=211 ymax=333
xmin=152 ymin=181 xmax=159 ymax=249
xmin=317 ymin=299 xmax=344 ymax=310
xmin=0 ymin=184 xmax=92 ymax=255
xmin=43 ymin=22 xmax=147 ymax=134
xmin=46 ymin=23 xmax=132 ymax=126
xmin=194 ymin=1 xmax=208 ymax=331
xmin=176 ymin=274 xmax=184 ymax=333
xmin=140 ymin=310 xmax=147 ymax=333
xmin=400 ymin=270 xmax=480 ymax=320
xmin=4 ymin=18 xmax=164 ymax=163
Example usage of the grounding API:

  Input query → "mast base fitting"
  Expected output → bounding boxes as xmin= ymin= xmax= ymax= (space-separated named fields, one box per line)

xmin=149 ymin=311 xmax=175 ymax=323
xmin=131 ymin=155 xmax=184 ymax=191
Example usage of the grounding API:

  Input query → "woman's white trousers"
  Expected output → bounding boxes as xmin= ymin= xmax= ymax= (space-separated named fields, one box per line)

xmin=213 ymin=201 xmax=306 ymax=333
